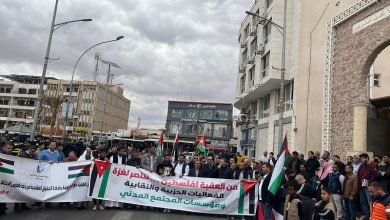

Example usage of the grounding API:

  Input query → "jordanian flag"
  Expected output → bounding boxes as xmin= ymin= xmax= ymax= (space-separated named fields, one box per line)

xmin=0 ymin=157 xmax=14 ymax=175
xmin=89 ymin=160 xmax=111 ymax=198
xmin=268 ymin=134 xmax=289 ymax=220
xmin=68 ymin=163 xmax=91 ymax=179
xmin=196 ymin=135 xmax=206 ymax=155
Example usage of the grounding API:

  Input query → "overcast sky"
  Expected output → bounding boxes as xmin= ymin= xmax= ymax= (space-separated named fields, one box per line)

xmin=0 ymin=0 xmax=253 ymax=129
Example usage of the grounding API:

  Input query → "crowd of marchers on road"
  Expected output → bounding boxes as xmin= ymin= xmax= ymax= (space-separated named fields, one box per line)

xmin=0 ymin=133 xmax=389 ymax=220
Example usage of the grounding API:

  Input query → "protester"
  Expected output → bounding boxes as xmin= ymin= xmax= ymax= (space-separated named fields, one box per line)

xmin=141 ymin=146 xmax=162 ymax=173
xmin=106 ymin=147 xmax=127 ymax=209
xmin=332 ymin=155 xmax=345 ymax=175
xmin=287 ymin=151 xmax=301 ymax=177
xmin=156 ymin=154 xmax=174 ymax=176
xmin=314 ymin=188 xmax=336 ymax=220
xmin=189 ymin=160 xmax=206 ymax=177
xmin=284 ymin=181 xmax=303 ymax=220
xmin=204 ymin=155 xmax=218 ymax=178
xmin=352 ymin=155 xmax=362 ymax=175
xmin=307 ymin=151 xmax=320 ymax=179
xmin=268 ymin=152 xmax=276 ymax=166
xmin=92 ymin=148 xmax=108 ymax=210
xmin=63 ymin=151 xmax=78 ymax=162
xmin=358 ymin=153 xmax=377 ymax=219
xmin=367 ymin=181 xmax=390 ymax=219
xmin=260 ymin=151 xmax=269 ymax=163
xmin=378 ymin=153 xmax=390 ymax=193
xmin=298 ymin=163 xmax=310 ymax=181
xmin=57 ymin=143 xmax=65 ymax=161
xmin=295 ymin=174 xmax=314 ymax=198
xmin=328 ymin=164 xmax=344 ymax=220
xmin=234 ymin=152 xmax=243 ymax=165
xmin=19 ymin=145 xmax=37 ymax=160
xmin=233 ymin=162 xmax=252 ymax=180
xmin=217 ymin=158 xmax=232 ymax=179
xmin=0 ymin=142 xmax=17 ymax=214
xmin=258 ymin=163 xmax=273 ymax=219
xmin=173 ymin=154 xmax=189 ymax=177
xmin=38 ymin=141 xmax=62 ymax=163
xmin=78 ymin=147 xmax=94 ymax=161
xmin=343 ymin=164 xmax=359 ymax=220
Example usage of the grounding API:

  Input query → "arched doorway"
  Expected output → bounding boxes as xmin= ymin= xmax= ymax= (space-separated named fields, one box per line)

xmin=367 ymin=45 xmax=390 ymax=155
xmin=322 ymin=0 xmax=390 ymax=158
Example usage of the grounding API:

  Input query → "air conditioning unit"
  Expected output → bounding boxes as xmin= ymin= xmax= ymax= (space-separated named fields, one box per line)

xmin=239 ymin=114 xmax=249 ymax=122
xmin=247 ymin=55 xmax=255 ymax=64
xmin=255 ymin=43 xmax=265 ymax=55
xmin=239 ymin=64 xmax=246 ymax=73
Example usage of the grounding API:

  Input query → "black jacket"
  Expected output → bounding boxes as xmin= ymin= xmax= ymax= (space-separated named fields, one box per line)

xmin=189 ymin=167 xmax=207 ymax=177
xmin=260 ymin=173 xmax=273 ymax=204
xmin=299 ymin=182 xmax=314 ymax=198
xmin=218 ymin=166 xmax=232 ymax=179
xmin=306 ymin=158 xmax=320 ymax=178
xmin=204 ymin=164 xmax=218 ymax=178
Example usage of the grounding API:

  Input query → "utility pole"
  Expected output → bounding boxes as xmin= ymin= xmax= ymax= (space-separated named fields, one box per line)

xmin=99 ymin=64 xmax=111 ymax=143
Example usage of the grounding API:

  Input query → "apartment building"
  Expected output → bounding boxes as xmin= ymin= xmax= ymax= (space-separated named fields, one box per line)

xmin=42 ymin=79 xmax=131 ymax=138
xmin=234 ymin=0 xmax=363 ymax=158
xmin=0 ymin=75 xmax=53 ymax=130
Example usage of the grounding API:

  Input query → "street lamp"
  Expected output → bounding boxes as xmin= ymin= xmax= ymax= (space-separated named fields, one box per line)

xmin=30 ymin=0 xmax=92 ymax=140
xmin=246 ymin=0 xmax=287 ymax=150
xmin=62 ymin=36 xmax=124 ymax=138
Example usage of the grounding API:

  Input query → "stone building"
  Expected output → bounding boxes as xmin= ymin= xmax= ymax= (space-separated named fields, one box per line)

xmin=234 ymin=0 xmax=390 ymax=158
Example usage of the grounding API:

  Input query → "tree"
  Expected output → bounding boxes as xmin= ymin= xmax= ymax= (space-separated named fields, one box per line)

xmin=43 ymin=92 xmax=64 ymax=138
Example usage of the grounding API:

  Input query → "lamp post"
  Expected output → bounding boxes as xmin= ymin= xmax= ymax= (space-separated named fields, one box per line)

xmin=98 ymin=60 xmax=121 ymax=143
xmin=30 ymin=0 xmax=92 ymax=140
xmin=246 ymin=0 xmax=287 ymax=149
xmin=62 ymin=36 xmax=124 ymax=138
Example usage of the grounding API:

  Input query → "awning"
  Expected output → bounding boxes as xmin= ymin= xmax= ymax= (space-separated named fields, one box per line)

xmin=229 ymin=138 xmax=238 ymax=146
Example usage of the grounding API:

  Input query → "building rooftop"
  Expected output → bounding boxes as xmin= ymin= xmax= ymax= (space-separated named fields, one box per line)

xmin=0 ymin=74 xmax=57 ymax=84
xmin=168 ymin=100 xmax=232 ymax=106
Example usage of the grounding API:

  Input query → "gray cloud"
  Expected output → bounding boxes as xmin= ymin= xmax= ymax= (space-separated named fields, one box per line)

xmin=0 ymin=0 xmax=252 ymax=128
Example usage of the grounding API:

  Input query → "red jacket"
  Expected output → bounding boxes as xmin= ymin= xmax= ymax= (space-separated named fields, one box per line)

xmin=357 ymin=162 xmax=377 ymax=183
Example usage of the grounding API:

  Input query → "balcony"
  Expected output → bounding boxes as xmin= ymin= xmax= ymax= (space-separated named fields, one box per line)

xmin=260 ymin=109 xmax=270 ymax=119
xmin=63 ymin=92 xmax=79 ymax=97
xmin=239 ymin=64 xmax=246 ymax=73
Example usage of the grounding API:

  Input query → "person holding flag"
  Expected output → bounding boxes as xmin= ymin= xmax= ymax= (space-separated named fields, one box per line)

xmin=171 ymin=130 xmax=179 ymax=163
xmin=196 ymin=135 xmax=207 ymax=156
xmin=267 ymin=134 xmax=290 ymax=220
xmin=156 ymin=131 xmax=164 ymax=156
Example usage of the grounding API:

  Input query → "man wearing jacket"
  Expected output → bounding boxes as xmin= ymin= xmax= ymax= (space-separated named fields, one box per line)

xmin=259 ymin=163 xmax=273 ymax=219
xmin=368 ymin=181 xmax=390 ymax=219
xmin=357 ymin=153 xmax=378 ymax=220
xmin=343 ymin=164 xmax=359 ymax=220
xmin=141 ymin=146 xmax=162 ymax=172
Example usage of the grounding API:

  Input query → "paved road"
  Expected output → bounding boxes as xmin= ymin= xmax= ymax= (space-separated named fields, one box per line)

xmin=2 ymin=206 xmax=229 ymax=220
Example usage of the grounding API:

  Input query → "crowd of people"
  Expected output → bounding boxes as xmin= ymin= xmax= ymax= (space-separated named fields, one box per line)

xmin=0 ymin=136 xmax=389 ymax=220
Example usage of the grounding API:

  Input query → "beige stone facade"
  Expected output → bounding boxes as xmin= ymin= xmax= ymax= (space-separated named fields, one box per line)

xmin=234 ymin=0 xmax=361 ymax=158
xmin=324 ymin=0 xmax=390 ymax=157
xmin=42 ymin=79 xmax=130 ymax=138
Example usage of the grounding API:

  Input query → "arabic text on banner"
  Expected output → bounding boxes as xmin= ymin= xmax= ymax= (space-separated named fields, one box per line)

xmin=89 ymin=161 xmax=258 ymax=216
xmin=0 ymin=154 xmax=92 ymax=202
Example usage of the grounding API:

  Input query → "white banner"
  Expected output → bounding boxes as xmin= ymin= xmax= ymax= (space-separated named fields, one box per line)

xmin=89 ymin=161 xmax=258 ymax=216
xmin=0 ymin=154 xmax=92 ymax=202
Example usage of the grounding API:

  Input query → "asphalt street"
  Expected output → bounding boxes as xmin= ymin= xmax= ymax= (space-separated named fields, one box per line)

xmin=2 ymin=206 xmax=230 ymax=220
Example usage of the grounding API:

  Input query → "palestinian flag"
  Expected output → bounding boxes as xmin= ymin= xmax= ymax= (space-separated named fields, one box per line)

xmin=68 ymin=163 xmax=91 ymax=179
xmin=238 ymin=180 xmax=257 ymax=215
xmin=89 ymin=160 xmax=111 ymax=198
xmin=196 ymin=135 xmax=206 ymax=155
xmin=0 ymin=157 xmax=14 ymax=175
xmin=268 ymin=134 xmax=289 ymax=220
xmin=171 ymin=130 xmax=179 ymax=162
xmin=157 ymin=131 xmax=164 ymax=156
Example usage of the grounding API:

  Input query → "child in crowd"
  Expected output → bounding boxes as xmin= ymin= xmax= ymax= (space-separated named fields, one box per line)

xmin=284 ymin=181 xmax=303 ymax=220
xmin=314 ymin=188 xmax=336 ymax=220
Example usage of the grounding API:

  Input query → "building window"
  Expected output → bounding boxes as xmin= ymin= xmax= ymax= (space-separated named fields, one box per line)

xmin=263 ymin=18 xmax=272 ymax=44
xmin=0 ymin=109 xmax=8 ymax=117
xmin=242 ymin=49 xmax=248 ymax=64
xmin=19 ymin=88 xmax=27 ymax=94
xmin=260 ymin=94 xmax=270 ymax=118
xmin=199 ymin=110 xmax=213 ymax=120
xmin=276 ymin=81 xmax=294 ymax=112
xmin=213 ymin=124 xmax=227 ymax=138
xmin=374 ymin=74 xmax=381 ymax=87
xmin=28 ymin=89 xmax=37 ymax=94
xmin=171 ymin=108 xmax=183 ymax=118
xmin=214 ymin=110 xmax=229 ymax=121
xmin=249 ymin=66 xmax=255 ymax=87
xmin=184 ymin=109 xmax=198 ymax=119
xmin=250 ymin=37 xmax=257 ymax=57
xmin=240 ymin=74 xmax=246 ymax=94
xmin=182 ymin=122 xmax=197 ymax=136
xmin=5 ymin=88 xmax=11 ymax=93
xmin=198 ymin=123 xmax=212 ymax=136
xmin=169 ymin=121 xmax=182 ymax=135
xmin=261 ymin=52 xmax=270 ymax=78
